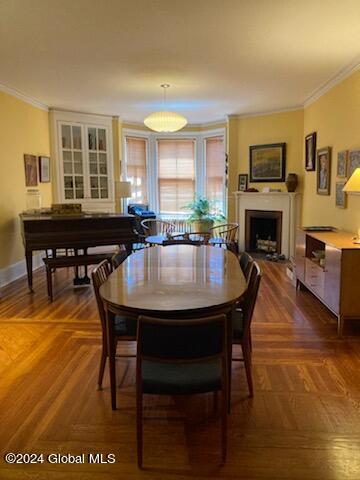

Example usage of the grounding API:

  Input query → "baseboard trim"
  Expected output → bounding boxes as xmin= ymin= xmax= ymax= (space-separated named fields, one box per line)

xmin=0 ymin=253 xmax=45 ymax=288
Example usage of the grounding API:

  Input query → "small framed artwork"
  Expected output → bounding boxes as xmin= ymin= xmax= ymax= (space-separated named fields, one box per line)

xmin=305 ymin=132 xmax=316 ymax=171
xmin=335 ymin=182 xmax=346 ymax=208
xmin=39 ymin=156 xmax=50 ymax=182
xmin=238 ymin=173 xmax=248 ymax=191
xmin=337 ymin=150 xmax=348 ymax=178
xmin=249 ymin=143 xmax=286 ymax=182
xmin=348 ymin=149 xmax=360 ymax=177
xmin=317 ymin=147 xmax=331 ymax=195
xmin=24 ymin=154 xmax=38 ymax=186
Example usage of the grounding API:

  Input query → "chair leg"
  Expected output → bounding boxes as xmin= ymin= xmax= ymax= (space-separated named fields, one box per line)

xmin=242 ymin=341 xmax=254 ymax=397
xmin=221 ymin=386 xmax=227 ymax=464
xmin=97 ymin=349 xmax=107 ymax=390
xmin=46 ymin=265 xmax=53 ymax=302
xmin=136 ymin=387 xmax=143 ymax=468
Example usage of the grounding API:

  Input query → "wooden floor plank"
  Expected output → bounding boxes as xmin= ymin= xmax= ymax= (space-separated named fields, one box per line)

xmin=0 ymin=261 xmax=359 ymax=479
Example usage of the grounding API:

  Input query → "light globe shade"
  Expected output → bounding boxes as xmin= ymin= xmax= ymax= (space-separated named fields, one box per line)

xmin=144 ymin=111 xmax=187 ymax=132
xmin=115 ymin=180 xmax=132 ymax=198
xmin=343 ymin=168 xmax=360 ymax=193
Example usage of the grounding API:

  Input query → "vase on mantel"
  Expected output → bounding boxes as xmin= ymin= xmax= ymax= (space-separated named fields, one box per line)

xmin=285 ymin=173 xmax=298 ymax=192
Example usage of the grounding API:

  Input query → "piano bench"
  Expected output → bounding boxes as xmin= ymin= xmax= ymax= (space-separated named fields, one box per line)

xmin=43 ymin=253 xmax=113 ymax=302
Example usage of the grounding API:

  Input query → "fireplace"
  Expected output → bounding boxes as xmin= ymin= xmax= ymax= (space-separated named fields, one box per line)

xmin=245 ymin=210 xmax=282 ymax=254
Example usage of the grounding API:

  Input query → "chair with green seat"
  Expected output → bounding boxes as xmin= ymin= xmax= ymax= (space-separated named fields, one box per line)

xmin=232 ymin=261 xmax=261 ymax=397
xmin=136 ymin=314 xmax=229 ymax=468
xmin=92 ymin=260 xmax=137 ymax=392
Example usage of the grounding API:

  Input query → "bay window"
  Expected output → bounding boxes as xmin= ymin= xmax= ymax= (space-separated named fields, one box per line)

xmin=123 ymin=128 xmax=226 ymax=216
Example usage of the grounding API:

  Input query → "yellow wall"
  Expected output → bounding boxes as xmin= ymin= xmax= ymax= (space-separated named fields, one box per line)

xmin=0 ymin=91 xmax=51 ymax=270
xmin=302 ymin=71 xmax=360 ymax=233
xmin=227 ymin=110 xmax=304 ymax=221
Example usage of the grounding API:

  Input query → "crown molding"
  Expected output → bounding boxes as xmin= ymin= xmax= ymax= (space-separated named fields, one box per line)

xmin=227 ymin=105 xmax=303 ymax=120
xmin=303 ymin=57 xmax=360 ymax=107
xmin=0 ymin=82 xmax=49 ymax=111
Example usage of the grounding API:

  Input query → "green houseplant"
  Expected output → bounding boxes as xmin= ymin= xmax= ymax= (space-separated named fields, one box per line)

xmin=183 ymin=197 xmax=225 ymax=233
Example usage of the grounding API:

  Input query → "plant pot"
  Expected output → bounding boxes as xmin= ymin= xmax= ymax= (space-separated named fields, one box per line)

xmin=285 ymin=173 xmax=298 ymax=192
xmin=192 ymin=219 xmax=214 ymax=233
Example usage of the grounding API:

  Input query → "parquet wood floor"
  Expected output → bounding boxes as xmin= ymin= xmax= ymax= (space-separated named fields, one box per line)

xmin=0 ymin=261 xmax=359 ymax=479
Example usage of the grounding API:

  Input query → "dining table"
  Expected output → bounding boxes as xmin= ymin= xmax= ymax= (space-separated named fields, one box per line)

xmin=100 ymin=244 xmax=247 ymax=409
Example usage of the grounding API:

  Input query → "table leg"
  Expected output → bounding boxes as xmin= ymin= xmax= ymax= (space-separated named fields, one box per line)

xmin=105 ymin=309 xmax=117 ymax=410
xmin=25 ymin=250 xmax=33 ymax=292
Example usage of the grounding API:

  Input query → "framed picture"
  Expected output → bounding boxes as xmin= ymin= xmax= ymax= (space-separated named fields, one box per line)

xmin=249 ymin=143 xmax=286 ymax=182
xmin=348 ymin=149 xmax=360 ymax=177
xmin=39 ymin=156 xmax=50 ymax=182
xmin=305 ymin=132 xmax=316 ymax=171
xmin=24 ymin=154 xmax=38 ymax=186
xmin=335 ymin=182 xmax=346 ymax=208
xmin=316 ymin=147 xmax=331 ymax=195
xmin=238 ymin=173 xmax=248 ymax=191
xmin=337 ymin=150 xmax=348 ymax=178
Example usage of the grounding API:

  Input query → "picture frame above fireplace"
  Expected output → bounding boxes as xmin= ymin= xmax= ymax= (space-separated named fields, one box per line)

xmin=249 ymin=143 xmax=286 ymax=182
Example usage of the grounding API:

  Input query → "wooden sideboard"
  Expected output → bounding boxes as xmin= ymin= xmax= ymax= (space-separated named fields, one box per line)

xmin=295 ymin=228 xmax=360 ymax=335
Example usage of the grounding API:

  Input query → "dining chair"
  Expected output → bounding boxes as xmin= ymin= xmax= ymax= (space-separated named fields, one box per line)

xmin=91 ymin=260 xmax=137 ymax=393
xmin=111 ymin=245 xmax=130 ymax=269
xmin=136 ymin=314 xmax=228 ymax=468
xmin=210 ymin=223 xmax=239 ymax=253
xmin=231 ymin=261 xmax=261 ymax=397
xmin=140 ymin=219 xmax=175 ymax=237
xmin=239 ymin=251 xmax=254 ymax=283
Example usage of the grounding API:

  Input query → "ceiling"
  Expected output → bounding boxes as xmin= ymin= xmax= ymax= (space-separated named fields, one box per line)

xmin=1 ymin=0 xmax=360 ymax=124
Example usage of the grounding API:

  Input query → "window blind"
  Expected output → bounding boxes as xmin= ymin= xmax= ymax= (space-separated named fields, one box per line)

xmin=157 ymin=139 xmax=195 ymax=214
xmin=205 ymin=136 xmax=225 ymax=209
xmin=125 ymin=136 xmax=148 ymax=203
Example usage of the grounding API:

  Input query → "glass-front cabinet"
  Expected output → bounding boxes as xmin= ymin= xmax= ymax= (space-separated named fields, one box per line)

xmin=51 ymin=111 xmax=114 ymax=211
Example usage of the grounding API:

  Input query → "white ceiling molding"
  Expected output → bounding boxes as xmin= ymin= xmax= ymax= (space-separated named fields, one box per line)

xmin=227 ymin=105 xmax=304 ymax=120
xmin=0 ymin=82 xmax=49 ymax=111
xmin=303 ymin=57 xmax=360 ymax=108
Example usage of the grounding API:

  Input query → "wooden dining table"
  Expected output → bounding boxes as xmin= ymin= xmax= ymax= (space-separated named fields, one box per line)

xmin=100 ymin=244 xmax=247 ymax=409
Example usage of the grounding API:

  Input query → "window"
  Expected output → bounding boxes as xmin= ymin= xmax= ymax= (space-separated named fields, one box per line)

xmin=125 ymin=137 xmax=148 ymax=203
xmin=205 ymin=136 xmax=225 ymax=209
xmin=157 ymin=139 xmax=195 ymax=214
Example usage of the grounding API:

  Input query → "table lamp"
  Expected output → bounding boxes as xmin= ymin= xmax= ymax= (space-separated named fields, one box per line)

xmin=343 ymin=167 xmax=360 ymax=244
xmin=115 ymin=181 xmax=132 ymax=213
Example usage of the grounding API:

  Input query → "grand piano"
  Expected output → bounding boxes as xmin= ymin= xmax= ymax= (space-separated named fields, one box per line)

xmin=20 ymin=212 xmax=138 ymax=291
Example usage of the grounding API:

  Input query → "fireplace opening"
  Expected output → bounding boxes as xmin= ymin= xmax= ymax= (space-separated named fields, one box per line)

xmin=245 ymin=210 xmax=282 ymax=254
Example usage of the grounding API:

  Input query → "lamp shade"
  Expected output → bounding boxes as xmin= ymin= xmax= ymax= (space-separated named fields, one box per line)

xmin=343 ymin=168 xmax=360 ymax=193
xmin=144 ymin=111 xmax=187 ymax=132
xmin=115 ymin=181 xmax=132 ymax=198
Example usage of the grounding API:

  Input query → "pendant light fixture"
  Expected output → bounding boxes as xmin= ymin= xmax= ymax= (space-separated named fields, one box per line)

xmin=144 ymin=84 xmax=187 ymax=132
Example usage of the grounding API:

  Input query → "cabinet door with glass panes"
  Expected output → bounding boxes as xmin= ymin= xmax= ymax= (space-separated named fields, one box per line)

xmin=59 ymin=123 xmax=111 ymax=202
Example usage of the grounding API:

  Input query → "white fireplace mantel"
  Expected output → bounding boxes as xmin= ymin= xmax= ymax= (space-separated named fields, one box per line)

xmin=234 ymin=191 xmax=301 ymax=259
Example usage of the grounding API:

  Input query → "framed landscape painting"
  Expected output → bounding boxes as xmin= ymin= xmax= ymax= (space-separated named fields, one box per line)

xmin=249 ymin=143 xmax=286 ymax=182
xmin=317 ymin=147 xmax=331 ymax=195
xmin=305 ymin=132 xmax=316 ymax=171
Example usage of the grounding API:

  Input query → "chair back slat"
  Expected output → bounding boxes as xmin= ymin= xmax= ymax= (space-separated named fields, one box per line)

xmin=141 ymin=219 xmax=175 ymax=236
xmin=239 ymin=252 xmax=254 ymax=283
xmin=137 ymin=315 xmax=227 ymax=361
xmin=91 ymin=260 xmax=112 ymax=328
xmin=210 ymin=223 xmax=239 ymax=242
xmin=241 ymin=262 xmax=261 ymax=338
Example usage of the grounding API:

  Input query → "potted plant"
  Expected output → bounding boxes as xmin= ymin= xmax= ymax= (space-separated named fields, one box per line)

xmin=183 ymin=197 xmax=225 ymax=233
